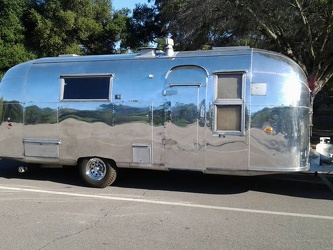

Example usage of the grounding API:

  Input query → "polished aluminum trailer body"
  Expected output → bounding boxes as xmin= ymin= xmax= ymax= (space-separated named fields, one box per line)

xmin=0 ymin=47 xmax=311 ymax=177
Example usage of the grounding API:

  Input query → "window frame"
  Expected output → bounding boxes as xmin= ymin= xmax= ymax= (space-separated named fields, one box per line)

xmin=165 ymin=65 xmax=208 ymax=88
xmin=212 ymin=71 xmax=246 ymax=135
xmin=60 ymin=74 xmax=114 ymax=102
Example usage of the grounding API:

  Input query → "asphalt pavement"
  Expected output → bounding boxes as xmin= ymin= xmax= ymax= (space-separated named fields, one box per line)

xmin=0 ymin=159 xmax=333 ymax=250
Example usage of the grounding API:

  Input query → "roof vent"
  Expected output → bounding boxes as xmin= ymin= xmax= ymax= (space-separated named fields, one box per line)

xmin=138 ymin=47 xmax=156 ymax=57
xmin=58 ymin=54 xmax=80 ymax=57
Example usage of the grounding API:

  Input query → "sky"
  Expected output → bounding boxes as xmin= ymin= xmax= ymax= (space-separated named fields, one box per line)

xmin=112 ymin=0 xmax=152 ymax=10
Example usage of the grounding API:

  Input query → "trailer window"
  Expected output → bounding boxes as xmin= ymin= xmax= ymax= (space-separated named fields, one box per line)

xmin=217 ymin=74 xmax=242 ymax=99
xmin=214 ymin=73 xmax=245 ymax=134
xmin=61 ymin=75 xmax=112 ymax=101
xmin=216 ymin=105 xmax=241 ymax=131
xmin=166 ymin=65 xmax=208 ymax=87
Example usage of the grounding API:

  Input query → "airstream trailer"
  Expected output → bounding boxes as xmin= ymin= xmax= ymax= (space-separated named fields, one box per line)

xmin=0 ymin=40 xmax=313 ymax=188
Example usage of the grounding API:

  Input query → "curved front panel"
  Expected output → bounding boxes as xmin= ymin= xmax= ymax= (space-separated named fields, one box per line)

xmin=250 ymin=51 xmax=311 ymax=171
xmin=250 ymin=107 xmax=310 ymax=171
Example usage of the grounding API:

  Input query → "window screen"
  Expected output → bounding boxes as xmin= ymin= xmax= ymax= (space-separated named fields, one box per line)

xmin=214 ymin=72 xmax=245 ymax=134
xmin=62 ymin=76 xmax=111 ymax=100
xmin=217 ymin=74 xmax=242 ymax=99
xmin=216 ymin=105 xmax=241 ymax=131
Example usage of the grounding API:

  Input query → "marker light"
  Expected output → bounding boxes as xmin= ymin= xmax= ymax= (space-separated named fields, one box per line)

xmin=264 ymin=127 xmax=273 ymax=133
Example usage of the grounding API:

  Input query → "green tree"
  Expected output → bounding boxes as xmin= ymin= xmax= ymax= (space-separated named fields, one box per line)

xmin=0 ymin=0 xmax=36 ymax=79
xmin=120 ymin=3 xmax=167 ymax=51
xmin=25 ymin=0 xmax=128 ymax=56
xmin=157 ymin=0 xmax=333 ymax=95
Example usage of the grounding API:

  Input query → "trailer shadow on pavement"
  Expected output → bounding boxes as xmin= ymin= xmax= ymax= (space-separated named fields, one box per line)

xmin=0 ymin=159 xmax=332 ymax=200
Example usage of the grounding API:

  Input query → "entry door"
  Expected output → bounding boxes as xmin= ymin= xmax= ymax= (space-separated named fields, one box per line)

xmin=163 ymin=65 xmax=207 ymax=170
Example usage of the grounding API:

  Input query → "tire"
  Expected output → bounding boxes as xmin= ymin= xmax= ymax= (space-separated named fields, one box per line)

xmin=79 ymin=157 xmax=117 ymax=188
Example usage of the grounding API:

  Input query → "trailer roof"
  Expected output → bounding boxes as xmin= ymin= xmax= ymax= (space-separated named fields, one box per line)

xmin=33 ymin=46 xmax=254 ymax=64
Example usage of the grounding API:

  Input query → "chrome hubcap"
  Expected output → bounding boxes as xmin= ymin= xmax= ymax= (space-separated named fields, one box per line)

xmin=85 ymin=158 xmax=106 ymax=181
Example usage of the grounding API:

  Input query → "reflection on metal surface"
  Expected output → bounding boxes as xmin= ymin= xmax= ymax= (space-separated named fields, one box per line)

xmin=0 ymin=102 xmax=24 ymax=158
xmin=0 ymin=47 xmax=311 ymax=176
xmin=250 ymin=106 xmax=310 ymax=171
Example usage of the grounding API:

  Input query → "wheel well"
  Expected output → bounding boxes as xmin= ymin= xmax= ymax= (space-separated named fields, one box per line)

xmin=77 ymin=157 xmax=117 ymax=167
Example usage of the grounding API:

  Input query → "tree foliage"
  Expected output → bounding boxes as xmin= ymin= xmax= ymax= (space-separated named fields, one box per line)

xmin=120 ymin=3 xmax=166 ymax=51
xmin=0 ymin=0 xmax=129 ymax=78
xmin=0 ymin=0 xmax=36 ymax=79
xmin=25 ymin=0 xmax=128 ymax=56
xmin=157 ymin=0 xmax=333 ymax=95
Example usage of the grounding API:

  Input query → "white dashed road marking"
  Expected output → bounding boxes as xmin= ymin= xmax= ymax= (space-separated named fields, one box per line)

xmin=0 ymin=185 xmax=333 ymax=220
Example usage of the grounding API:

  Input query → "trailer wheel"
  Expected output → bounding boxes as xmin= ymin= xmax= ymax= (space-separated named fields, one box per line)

xmin=79 ymin=158 xmax=117 ymax=188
